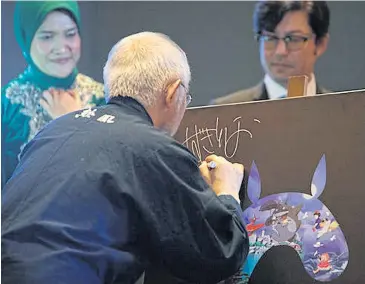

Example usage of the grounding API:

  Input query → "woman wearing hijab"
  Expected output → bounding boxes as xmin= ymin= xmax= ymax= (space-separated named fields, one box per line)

xmin=2 ymin=1 xmax=105 ymax=187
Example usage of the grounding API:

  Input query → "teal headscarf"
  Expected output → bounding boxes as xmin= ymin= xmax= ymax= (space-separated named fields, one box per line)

xmin=14 ymin=1 xmax=81 ymax=90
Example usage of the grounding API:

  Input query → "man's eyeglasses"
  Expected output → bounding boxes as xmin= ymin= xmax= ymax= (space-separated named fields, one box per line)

xmin=255 ymin=32 xmax=314 ymax=52
xmin=180 ymin=82 xmax=192 ymax=106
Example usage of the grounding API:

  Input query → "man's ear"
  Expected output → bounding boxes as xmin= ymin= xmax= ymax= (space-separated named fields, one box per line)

xmin=315 ymin=33 xmax=329 ymax=57
xmin=165 ymin=79 xmax=181 ymax=107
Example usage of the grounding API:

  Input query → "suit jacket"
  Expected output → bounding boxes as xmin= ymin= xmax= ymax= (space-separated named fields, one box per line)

xmin=211 ymin=81 xmax=330 ymax=105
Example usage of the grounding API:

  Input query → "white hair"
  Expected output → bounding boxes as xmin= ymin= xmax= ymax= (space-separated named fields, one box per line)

xmin=103 ymin=31 xmax=191 ymax=107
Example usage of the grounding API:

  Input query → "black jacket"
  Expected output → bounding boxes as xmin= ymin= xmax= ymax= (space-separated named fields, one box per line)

xmin=2 ymin=96 xmax=249 ymax=284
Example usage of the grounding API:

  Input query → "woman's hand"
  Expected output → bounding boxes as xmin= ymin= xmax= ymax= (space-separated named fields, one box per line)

xmin=40 ymin=88 xmax=83 ymax=119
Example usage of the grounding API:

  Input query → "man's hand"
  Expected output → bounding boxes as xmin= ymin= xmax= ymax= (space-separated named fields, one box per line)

xmin=40 ymin=88 xmax=83 ymax=119
xmin=199 ymin=154 xmax=244 ymax=203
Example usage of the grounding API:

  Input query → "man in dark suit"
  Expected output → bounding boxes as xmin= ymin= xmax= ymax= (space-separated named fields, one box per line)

xmin=213 ymin=1 xmax=330 ymax=105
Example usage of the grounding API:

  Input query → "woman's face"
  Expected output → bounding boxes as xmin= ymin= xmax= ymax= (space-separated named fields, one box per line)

xmin=30 ymin=11 xmax=81 ymax=78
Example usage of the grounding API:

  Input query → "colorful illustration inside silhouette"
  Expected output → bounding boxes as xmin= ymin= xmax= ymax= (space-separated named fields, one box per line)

xmin=240 ymin=155 xmax=349 ymax=282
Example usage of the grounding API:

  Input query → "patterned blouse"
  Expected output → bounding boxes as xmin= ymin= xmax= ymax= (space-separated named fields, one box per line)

xmin=2 ymin=73 xmax=105 ymax=187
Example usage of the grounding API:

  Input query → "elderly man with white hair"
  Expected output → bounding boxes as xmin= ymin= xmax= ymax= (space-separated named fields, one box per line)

xmin=2 ymin=32 xmax=249 ymax=284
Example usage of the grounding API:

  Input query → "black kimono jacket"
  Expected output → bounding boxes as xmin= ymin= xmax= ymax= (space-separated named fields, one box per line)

xmin=2 ymin=96 xmax=249 ymax=284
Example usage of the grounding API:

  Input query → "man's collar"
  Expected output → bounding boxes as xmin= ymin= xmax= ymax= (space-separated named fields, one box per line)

xmin=264 ymin=74 xmax=287 ymax=100
xmin=107 ymin=96 xmax=154 ymax=125
xmin=264 ymin=73 xmax=317 ymax=99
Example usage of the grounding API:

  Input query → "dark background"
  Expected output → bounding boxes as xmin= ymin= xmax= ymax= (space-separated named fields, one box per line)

xmin=2 ymin=1 xmax=365 ymax=106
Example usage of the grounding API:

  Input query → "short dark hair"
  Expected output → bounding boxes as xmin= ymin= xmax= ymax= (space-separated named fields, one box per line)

xmin=253 ymin=1 xmax=330 ymax=41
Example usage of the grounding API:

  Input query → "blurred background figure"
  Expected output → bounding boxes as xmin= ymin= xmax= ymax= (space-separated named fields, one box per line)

xmin=2 ymin=1 xmax=105 ymax=188
xmin=212 ymin=1 xmax=330 ymax=104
